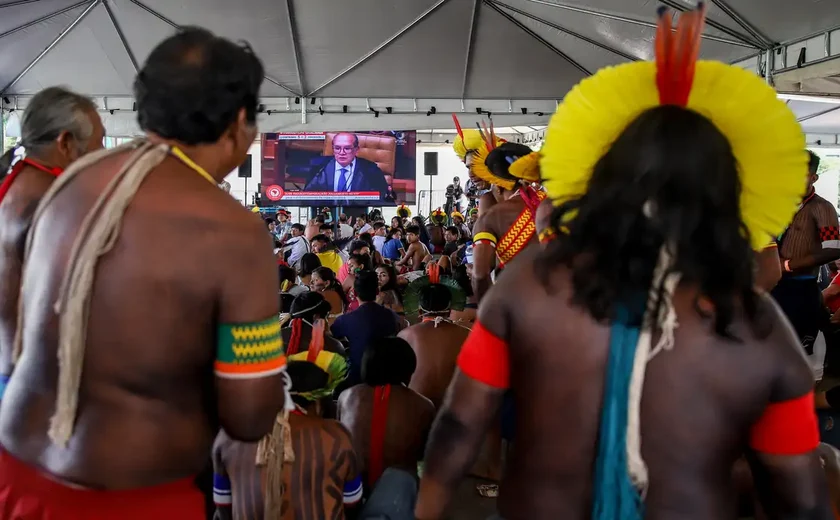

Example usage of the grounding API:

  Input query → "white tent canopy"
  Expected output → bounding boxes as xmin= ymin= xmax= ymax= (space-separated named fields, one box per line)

xmin=2 ymin=0 xmax=840 ymax=136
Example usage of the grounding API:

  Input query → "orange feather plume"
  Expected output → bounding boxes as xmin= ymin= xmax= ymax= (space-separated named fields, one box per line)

xmin=655 ymin=3 xmax=706 ymax=106
xmin=452 ymin=114 xmax=464 ymax=140
xmin=306 ymin=319 xmax=325 ymax=363
xmin=428 ymin=263 xmax=440 ymax=284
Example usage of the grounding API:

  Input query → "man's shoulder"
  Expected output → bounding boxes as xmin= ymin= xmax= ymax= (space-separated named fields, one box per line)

xmin=355 ymin=157 xmax=380 ymax=171
xmin=322 ymin=418 xmax=354 ymax=445
xmin=812 ymin=193 xmax=839 ymax=213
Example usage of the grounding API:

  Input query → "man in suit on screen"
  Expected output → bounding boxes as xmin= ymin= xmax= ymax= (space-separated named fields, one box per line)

xmin=304 ymin=132 xmax=389 ymax=200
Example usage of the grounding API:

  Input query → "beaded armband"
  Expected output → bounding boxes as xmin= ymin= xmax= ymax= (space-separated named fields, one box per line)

xmin=215 ymin=317 xmax=286 ymax=379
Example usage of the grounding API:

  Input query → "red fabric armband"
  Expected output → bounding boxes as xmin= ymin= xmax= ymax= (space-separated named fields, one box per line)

xmin=749 ymin=391 xmax=819 ymax=455
xmin=456 ymin=321 xmax=509 ymax=389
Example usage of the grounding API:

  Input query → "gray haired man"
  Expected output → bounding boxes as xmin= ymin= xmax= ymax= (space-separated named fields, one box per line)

xmin=0 ymin=86 xmax=104 ymax=398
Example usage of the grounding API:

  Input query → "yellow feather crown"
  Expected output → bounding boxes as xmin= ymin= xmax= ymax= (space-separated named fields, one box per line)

xmin=539 ymin=60 xmax=807 ymax=251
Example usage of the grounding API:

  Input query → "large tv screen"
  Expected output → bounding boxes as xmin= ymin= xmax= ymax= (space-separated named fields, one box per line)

xmin=259 ymin=131 xmax=417 ymax=207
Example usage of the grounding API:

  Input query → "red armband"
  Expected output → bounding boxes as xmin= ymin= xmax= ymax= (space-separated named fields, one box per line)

xmin=456 ymin=321 xmax=509 ymax=389
xmin=749 ymin=391 xmax=819 ymax=455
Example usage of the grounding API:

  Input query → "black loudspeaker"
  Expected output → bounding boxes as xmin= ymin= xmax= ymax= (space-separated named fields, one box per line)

xmin=424 ymin=151 xmax=438 ymax=176
xmin=238 ymin=154 xmax=252 ymax=178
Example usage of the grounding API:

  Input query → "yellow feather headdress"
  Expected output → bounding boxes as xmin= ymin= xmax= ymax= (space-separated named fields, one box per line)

xmin=539 ymin=8 xmax=806 ymax=251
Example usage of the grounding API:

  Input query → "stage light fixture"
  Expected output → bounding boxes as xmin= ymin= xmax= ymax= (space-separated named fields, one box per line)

xmin=294 ymin=97 xmax=300 ymax=104
xmin=2 ymin=97 xmax=10 ymax=104
xmin=430 ymin=106 xmax=437 ymax=114
xmin=109 ymin=109 xmax=115 ymax=115
xmin=374 ymin=110 xmax=380 ymax=118
xmin=521 ymin=107 xmax=528 ymax=114
xmin=386 ymin=107 xmax=393 ymax=114
xmin=535 ymin=111 xmax=544 ymax=116
xmin=310 ymin=97 xmax=316 ymax=104
xmin=426 ymin=110 xmax=431 ymax=116
xmin=318 ymin=106 xmax=324 ymax=115
xmin=475 ymin=107 xmax=482 ymax=114
xmin=342 ymin=105 xmax=348 ymax=113
xmin=258 ymin=104 xmax=266 ymax=113
xmin=267 ymin=110 xmax=273 ymax=115
xmin=132 ymin=102 xmax=137 ymax=112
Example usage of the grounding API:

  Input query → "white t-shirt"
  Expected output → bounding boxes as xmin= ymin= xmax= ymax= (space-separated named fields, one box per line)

xmin=372 ymin=235 xmax=387 ymax=253
xmin=339 ymin=223 xmax=355 ymax=239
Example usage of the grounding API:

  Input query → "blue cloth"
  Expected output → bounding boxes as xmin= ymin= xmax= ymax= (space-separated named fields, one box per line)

xmin=382 ymin=238 xmax=403 ymax=261
xmin=331 ymin=303 xmax=400 ymax=386
xmin=344 ymin=474 xmax=363 ymax=505
xmin=359 ymin=468 xmax=417 ymax=520
xmin=212 ymin=473 xmax=231 ymax=506
xmin=0 ymin=374 xmax=9 ymax=400
xmin=591 ymin=303 xmax=644 ymax=520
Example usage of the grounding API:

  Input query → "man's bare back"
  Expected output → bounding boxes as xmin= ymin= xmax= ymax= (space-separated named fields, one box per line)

xmin=338 ymin=384 xmax=434 ymax=479
xmin=0 ymin=167 xmax=59 ymax=378
xmin=0 ymin=149 xmax=284 ymax=489
xmin=420 ymin=247 xmax=825 ymax=519
xmin=214 ymin=413 xmax=358 ymax=520
xmin=399 ymin=322 xmax=470 ymax=408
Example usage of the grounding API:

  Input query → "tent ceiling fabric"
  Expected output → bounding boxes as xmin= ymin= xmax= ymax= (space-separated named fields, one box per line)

xmin=3 ymin=0 xmax=840 ymax=134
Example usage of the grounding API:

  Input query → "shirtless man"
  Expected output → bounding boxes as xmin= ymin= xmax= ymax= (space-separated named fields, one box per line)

xmin=471 ymin=143 xmax=544 ymax=301
xmin=426 ymin=210 xmax=447 ymax=254
xmin=283 ymin=292 xmax=346 ymax=357
xmin=772 ymin=150 xmax=840 ymax=354
xmin=0 ymin=29 xmax=287 ymax=518
xmin=417 ymin=18 xmax=828 ymax=517
xmin=399 ymin=272 xmax=470 ymax=408
xmin=338 ymin=336 xmax=434 ymax=491
xmin=213 ymin=361 xmax=362 ymax=520
xmin=396 ymin=225 xmax=430 ymax=272
xmin=0 ymin=87 xmax=104 ymax=399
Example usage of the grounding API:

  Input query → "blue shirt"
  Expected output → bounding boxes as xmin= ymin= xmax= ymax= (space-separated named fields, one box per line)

xmin=382 ymin=238 xmax=403 ymax=260
xmin=331 ymin=303 xmax=400 ymax=386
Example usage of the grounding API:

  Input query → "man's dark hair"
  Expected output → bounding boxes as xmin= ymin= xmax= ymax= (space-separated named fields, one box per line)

xmin=538 ymin=105 xmax=758 ymax=338
xmin=486 ymin=142 xmax=533 ymax=183
xmin=286 ymin=361 xmax=329 ymax=406
xmin=350 ymin=240 xmax=369 ymax=254
xmin=316 ymin=214 xmax=326 ymax=224
xmin=373 ymin=222 xmax=386 ymax=231
xmin=361 ymin=337 xmax=416 ymax=386
xmin=420 ymin=284 xmax=453 ymax=315
xmin=354 ymin=269 xmax=379 ymax=302
xmin=809 ymin=150 xmax=821 ymax=176
xmin=265 ymin=217 xmax=276 ymax=227
xmin=358 ymin=233 xmax=374 ymax=248
xmin=340 ymin=214 xmax=349 ymax=223
xmin=278 ymin=265 xmax=296 ymax=285
xmin=134 ymin=27 xmax=262 ymax=145
xmin=298 ymin=253 xmax=322 ymax=277
xmin=405 ymin=225 xmax=421 ymax=235
xmin=319 ymin=223 xmax=332 ymax=232
xmin=291 ymin=292 xmax=332 ymax=322
xmin=291 ymin=223 xmax=305 ymax=233
xmin=311 ymin=234 xmax=330 ymax=245
xmin=445 ymin=226 xmax=459 ymax=238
